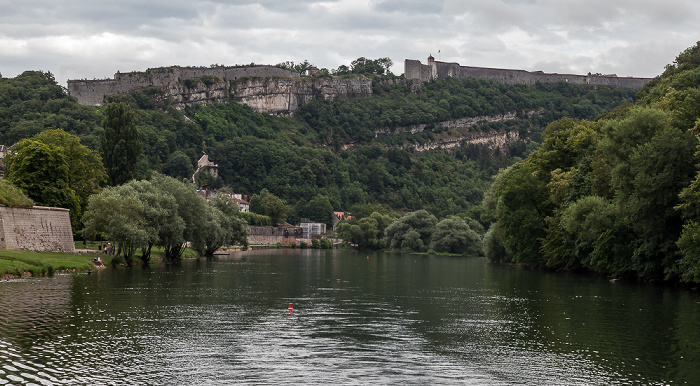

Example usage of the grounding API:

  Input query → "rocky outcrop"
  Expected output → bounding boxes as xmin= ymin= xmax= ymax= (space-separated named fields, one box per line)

xmin=68 ymin=65 xmax=375 ymax=114
xmin=375 ymin=109 xmax=543 ymax=136
xmin=373 ymin=109 xmax=542 ymax=153
xmin=230 ymin=76 xmax=373 ymax=114
xmin=133 ymin=76 xmax=373 ymax=113
xmin=410 ymin=130 xmax=521 ymax=152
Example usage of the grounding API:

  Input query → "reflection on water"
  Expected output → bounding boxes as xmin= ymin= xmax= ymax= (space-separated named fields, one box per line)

xmin=1 ymin=249 xmax=699 ymax=385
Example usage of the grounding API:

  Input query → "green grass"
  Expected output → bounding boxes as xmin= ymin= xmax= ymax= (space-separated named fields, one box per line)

xmin=0 ymin=179 xmax=34 ymax=208
xmin=75 ymin=241 xmax=200 ymax=262
xmin=0 ymin=250 xmax=98 ymax=278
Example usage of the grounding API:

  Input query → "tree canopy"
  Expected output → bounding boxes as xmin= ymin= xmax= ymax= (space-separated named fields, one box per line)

xmin=83 ymin=175 xmax=249 ymax=264
xmin=483 ymin=41 xmax=700 ymax=284
xmin=101 ymin=102 xmax=142 ymax=186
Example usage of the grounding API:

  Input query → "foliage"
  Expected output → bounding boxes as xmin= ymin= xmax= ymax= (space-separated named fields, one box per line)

xmin=0 ymin=179 xmax=34 ymax=208
xmin=163 ymin=150 xmax=194 ymax=181
xmin=337 ymin=211 xmax=397 ymax=250
xmin=239 ymin=211 xmax=273 ymax=226
xmin=0 ymin=71 xmax=102 ymax=146
xmin=384 ymin=210 xmax=437 ymax=252
xmin=82 ymin=183 xmax=149 ymax=265
xmin=101 ymin=103 xmax=142 ymax=185
xmin=430 ymin=216 xmax=483 ymax=255
xmin=277 ymin=60 xmax=315 ymax=76
xmin=5 ymin=138 xmax=79 ymax=216
xmin=83 ymin=175 xmax=248 ymax=264
xmin=482 ymin=42 xmax=700 ymax=283
xmin=249 ymin=189 xmax=290 ymax=224
xmin=192 ymin=193 xmax=250 ymax=256
xmin=294 ymin=194 xmax=333 ymax=225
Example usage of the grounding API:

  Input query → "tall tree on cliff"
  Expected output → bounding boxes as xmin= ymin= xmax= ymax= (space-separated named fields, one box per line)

xmin=101 ymin=103 xmax=142 ymax=186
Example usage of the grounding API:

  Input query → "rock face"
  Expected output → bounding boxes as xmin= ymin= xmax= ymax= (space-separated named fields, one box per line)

xmin=165 ymin=76 xmax=374 ymax=113
xmin=374 ymin=109 xmax=542 ymax=153
xmin=67 ymin=65 xmax=375 ymax=114
xmin=233 ymin=76 xmax=373 ymax=113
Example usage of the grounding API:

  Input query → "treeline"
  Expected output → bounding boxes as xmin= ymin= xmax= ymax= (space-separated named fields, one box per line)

xmin=482 ymin=42 xmax=700 ymax=284
xmin=337 ymin=209 xmax=484 ymax=256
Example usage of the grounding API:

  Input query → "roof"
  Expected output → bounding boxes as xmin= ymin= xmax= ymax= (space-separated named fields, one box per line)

xmin=232 ymin=197 xmax=249 ymax=205
xmin=333 ymin=211 xmax=352 ymax=221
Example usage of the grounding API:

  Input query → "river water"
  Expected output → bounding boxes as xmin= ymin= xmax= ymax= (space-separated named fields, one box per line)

xmin=1 ymin=249 xmax=699 ymax=385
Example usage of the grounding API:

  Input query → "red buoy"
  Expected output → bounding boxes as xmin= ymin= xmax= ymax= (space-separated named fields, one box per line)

xmin=288 ymin=302 xmax=293 ymax=310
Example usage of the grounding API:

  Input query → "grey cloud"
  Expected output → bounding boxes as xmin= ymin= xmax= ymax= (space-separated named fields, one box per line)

xmin=372 ymin=0 xmax=444 ymax=15
xmin=0 ymin=0 xmax=697 ymax=85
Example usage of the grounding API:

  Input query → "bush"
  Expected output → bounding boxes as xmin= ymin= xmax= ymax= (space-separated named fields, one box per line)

xmin=320 ymin=238 xmax=333 ymax=249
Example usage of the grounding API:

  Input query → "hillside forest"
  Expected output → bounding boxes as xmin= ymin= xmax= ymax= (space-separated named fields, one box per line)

xmin=5 ymin=44 xmax=700 ymax=284
xmin=483 ymin=42 xmax=700 ymax=284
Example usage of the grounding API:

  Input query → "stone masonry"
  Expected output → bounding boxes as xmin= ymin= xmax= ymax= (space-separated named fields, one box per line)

xmin=67 ymin=65 xmax=374 ymax=114
xmin=0 ymin=206 xmax=75 ymax=252
xmin=405 ymin=57 xmax=653 ymax=89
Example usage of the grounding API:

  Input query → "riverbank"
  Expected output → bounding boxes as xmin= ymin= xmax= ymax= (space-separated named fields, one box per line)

xmin=0 ymin=250 xmax=100 ymax=280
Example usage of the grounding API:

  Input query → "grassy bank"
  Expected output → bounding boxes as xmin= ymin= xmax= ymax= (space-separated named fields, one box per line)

xmin=1 ymin=244 xmax=204 ymax=279
xmin=0 ymin=250 xmax=100 ymax=279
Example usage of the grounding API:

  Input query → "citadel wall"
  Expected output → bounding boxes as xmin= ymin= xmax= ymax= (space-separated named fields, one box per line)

xmin=67 ymin=65 xmax=300 ymax=106
xmin=67 ymin=65 xmax=375 ymax=113
xmin=0 ymin=206 xmax=74 ymax=252
xmin=405 ymin=58 xmax=652 ymax=89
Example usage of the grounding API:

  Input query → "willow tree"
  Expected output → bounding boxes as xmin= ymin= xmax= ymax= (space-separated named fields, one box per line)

xmin=101 ymin=102 xmax=141 ymax=186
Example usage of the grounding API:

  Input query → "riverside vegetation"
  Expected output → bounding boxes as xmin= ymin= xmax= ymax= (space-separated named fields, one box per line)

xmin=483 ymin=42 xmax=700 ymax=284
xmin=3 ymin=47 xmax=700 ymax=284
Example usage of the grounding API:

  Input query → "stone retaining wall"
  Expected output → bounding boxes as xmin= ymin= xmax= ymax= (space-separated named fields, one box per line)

xmin=0 ymin=206 xmax=74 ymax=252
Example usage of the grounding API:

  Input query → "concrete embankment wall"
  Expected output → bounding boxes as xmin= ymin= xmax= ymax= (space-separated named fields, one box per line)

xmin=0 ymin=206 xmax=74 ymax=252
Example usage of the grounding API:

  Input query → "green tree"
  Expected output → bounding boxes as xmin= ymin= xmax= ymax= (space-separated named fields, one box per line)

xmin=163 ymin=151 xmax=194 ymax=181
xmin=384 ymin=210 xmax=437 ymax=252
xmin=151 ymin=175 xmax=208 ymax=262
xmin=126 ymin=179 xmax=183 ymax=264
xmin=5 ymin=139 xmax=79 ymax=214
xmin=101 ymin=103 xmax=142 ymax=186
xmin=82 ymin=184 xmax=149 ymax=266
xmin=250 ymin=189 xmax=290 ymax=224
xmin=31 ymin=129 xmax=106 ymax=225
xmin=430 ymin=216 xmax=483 ymax=255
xmin=192 ymin=193 xmax=249 ymax=256
xmin=297 ymin=194 xmax=334 ymax=225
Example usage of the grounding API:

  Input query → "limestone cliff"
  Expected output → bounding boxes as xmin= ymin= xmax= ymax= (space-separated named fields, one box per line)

xmin=68 ymin=65 xmax=376 ymax=114
xmin=373 ymin=109 xmax=543 ymax=153
xmin=126 ymin=76 xmax=373 ymax=113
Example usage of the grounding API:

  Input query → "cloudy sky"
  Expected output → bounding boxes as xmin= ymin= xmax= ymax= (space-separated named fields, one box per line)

xmin=1 ymin=0 xmax=698 ymax=86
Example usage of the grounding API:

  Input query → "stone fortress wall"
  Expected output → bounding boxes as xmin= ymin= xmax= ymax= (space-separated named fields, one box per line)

xmin=0 ymin=206 xmax=74 ymax=252
xmin=405 ymin=57 xmax=652 ymax=89
xmin=67 ymin=65 xmax=300 ymax=106
xmin=67 ymin=65 xmax=374 ymax=113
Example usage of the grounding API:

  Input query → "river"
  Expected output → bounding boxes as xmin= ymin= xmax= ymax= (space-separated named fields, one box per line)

xmin=1 ymin=249 xmax=699 ymax=385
